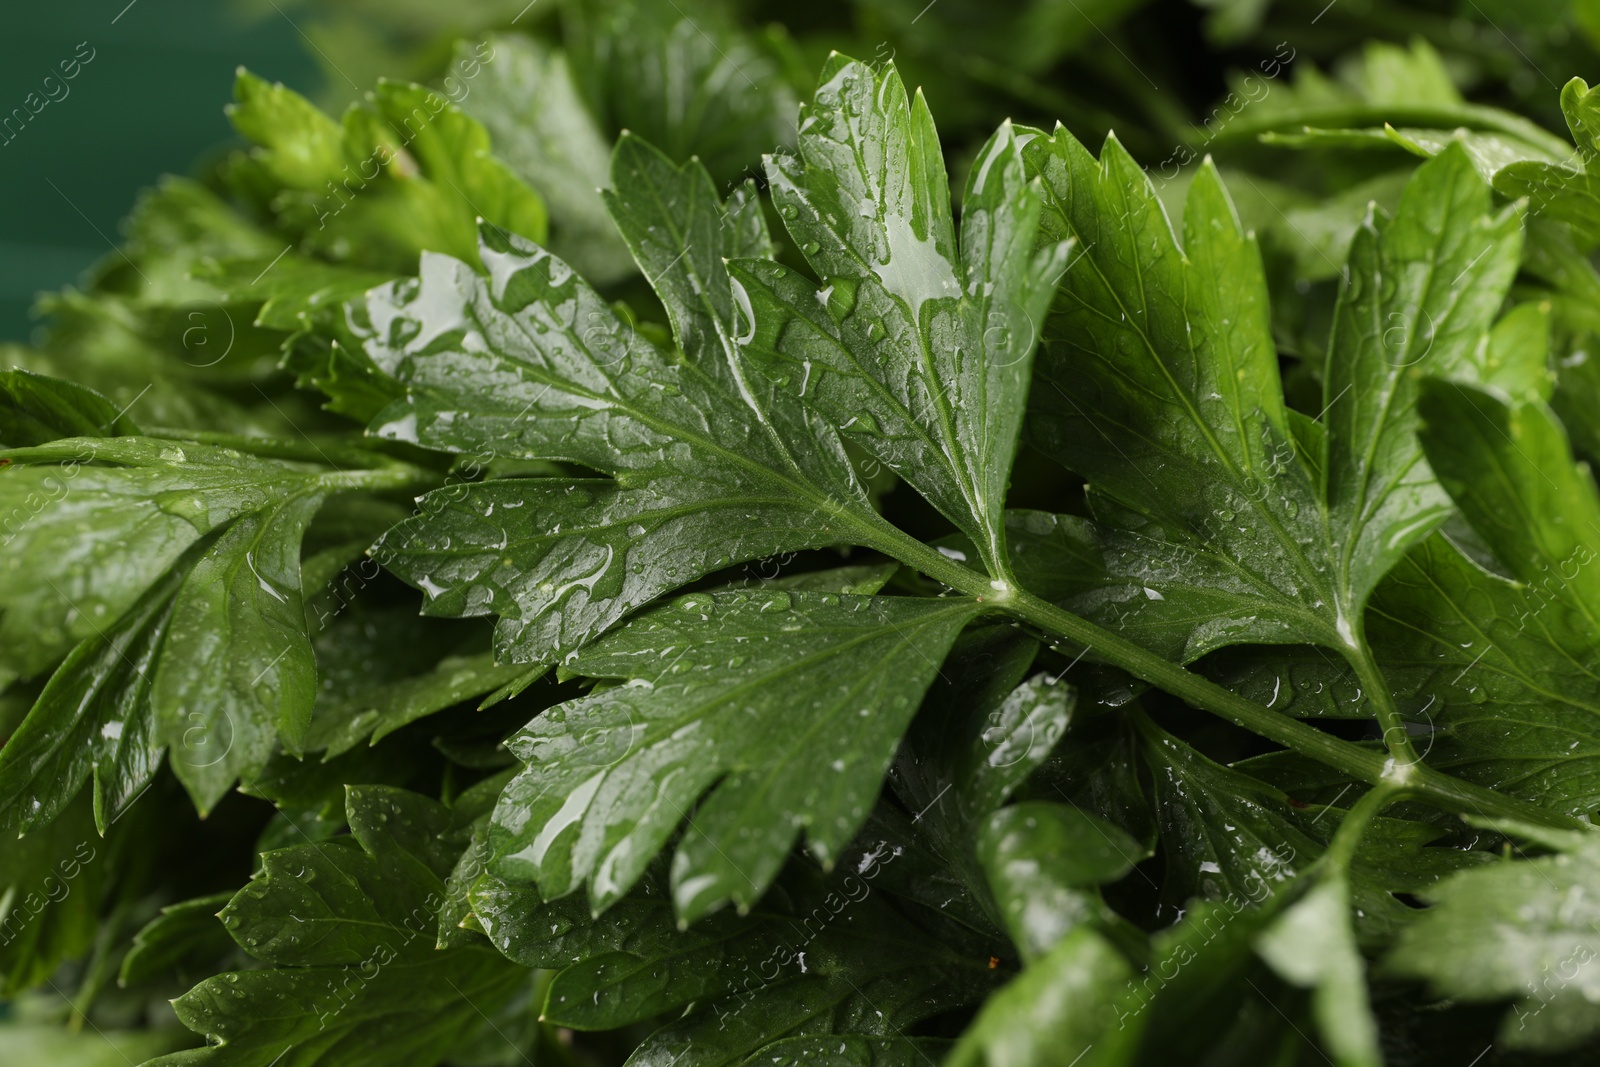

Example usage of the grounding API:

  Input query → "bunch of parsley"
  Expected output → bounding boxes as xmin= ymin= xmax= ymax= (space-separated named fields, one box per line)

xmin=7 ymin=1 xmax=1600 ymax=1065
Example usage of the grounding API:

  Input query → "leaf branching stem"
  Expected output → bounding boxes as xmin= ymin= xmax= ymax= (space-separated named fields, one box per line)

xmin=866 ymin=521 xmax=1589 ymax=834
xmin=1341 ymin=634 xmax=1421 ymax=767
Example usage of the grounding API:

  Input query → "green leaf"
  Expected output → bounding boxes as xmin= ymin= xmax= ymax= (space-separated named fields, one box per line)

xmin=299 ymin=586 xmax=541 ymax=763
xmin=1259 ymin=124 xmax=1551 ymax=184
xmin=472 ymin=855 xmax=993 ymax=1064
xmin=0 ymin=557 xmax=177 ymax=834
xmin=488 ymin=588 xmax=979 ymax=920
xmin=1385 ymin=830 xmax=1600 ymax=1051
xmin=998 ymin=509 xmax=1305 ymax=664
xmin=1494 ymin=78 xmax=1600 ymax=245
xmin=154 ymin=491 xmax=325 ymax=811
xmin=1420 ymin=382 xmax=1600 ymax=600
xmin=976 ymin=801 xmax=1145 ymax=962
xmin=1322 ymin=146 xmax=1525 ymax=608
xmin=1137 ymin=717 xmax=1315 ymax=913
xmin=0 ymin=370 xmax=137 ymax=447
xmin=1256 ymin=873 xmax=1381 ymax=1067
xmin=1217 ymin=531 xmax=1600 ymax=815
xmin=226 ymin=70 xmax=547 ymax=273
xmin=1224 ymin=168 xmax=1411 ymax=286
xmin=945 ymin=926 xmax=1132 ymax=1067
xmin=360 ymin=80 xmax=549 ymax=257
xmin=1020 ymin=127 xmax=1326 ymax=658
xmin=22 ymin=279 xmax=291 ymax=415
xmin=730 ymin=55 xmax=1072 ymax=578
xmin=113 ymin=175 xmax=287 ymax=307
xmin=0 ymin=438 xmax=317 ymax=680
xmin=1025 ymin=133 xmax=1526 ymax=671
xmin=0 ymin=794 xmax=110 ymax=995
xmin=1210 ymin=39 xmax=1570 ymax=163
xmin=1481 ymin=300 xmax=1556 ymax=404
xmin=281 ymin=324 xmax=407 ymax=424
xmin=306 ymin=646 xmax=533 ymax=758
xmin=0 ymin=437 xmax=424 ymax=820
xmin=358 ymin=143 xmax=884 ymax=667
xmin=150 ymin=786 xmax=528 ymax=1067
xmin=602 ymin=133 xmax=776 ymax=381
xmin=623 ymin=930 xmax=989 ymax=1067
xmin=1223 ymin=383 xmax=1600 ymax=816
xmin=198 ymin=254 xmax=395 ymax=333
xmin=884 ymin=624 xmax=1077 ymax=942
xmin=891 ymin=625 xmax=1070 ymax=840
xmin=454 ymin=34 xmax=634 ymax=285
xmin=1414 ymin=385 xmax=1600 ymax=810
xmin=226 ymin=69 xmax=348 ymax=190
xmin=118 ymin=892 xmax=238 ymax=991
xmin=1097 ymin=890 xmax=1295 ymax=1063
xmin=564 ymin=0 xmax=799 ymax=187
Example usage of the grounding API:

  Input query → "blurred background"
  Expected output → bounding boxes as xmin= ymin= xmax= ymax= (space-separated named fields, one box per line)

xmin=0 ymin=2 xmax=317 ymax=342
xmin=5 ymin=0 xmax=1595 ymax=345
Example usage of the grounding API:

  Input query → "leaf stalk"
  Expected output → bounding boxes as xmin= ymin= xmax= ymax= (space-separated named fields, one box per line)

xmin=868 ymin=524 xmax=1589 ymax=834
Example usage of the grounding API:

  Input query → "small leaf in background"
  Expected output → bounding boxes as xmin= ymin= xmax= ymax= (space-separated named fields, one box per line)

xmin=146 ymin=787 xmax=529 ymax=1067
xmin=564 ymin=0 xmax=799 ymax=188
xmin=454 ymin=34 xmax=635 ymax=284
xmin=1496 ymin=77 xmax=1600 ymax=245
xmin=226 ymin=69 xmax=547 ymax=273
xmin=977 ymin=801 xmax=1145 ymax=962
xmin=0 ymin=796 xmax=113 ymax=996
xmin=1386 ymin=826 xmax=1600 ymax=1051
xmin=1257 ymin=873 xmax=1382 ymax=1067
xmin=0 ymin=371 xmax=137 ymax=448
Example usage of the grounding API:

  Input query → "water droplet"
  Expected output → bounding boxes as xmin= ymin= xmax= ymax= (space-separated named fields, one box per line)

xmin=675 ymin=592 xmax=715 ymax=615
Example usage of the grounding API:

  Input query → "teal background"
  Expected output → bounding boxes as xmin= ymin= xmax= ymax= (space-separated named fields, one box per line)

xmin=0 ymin=1 xmax=320 ymax=341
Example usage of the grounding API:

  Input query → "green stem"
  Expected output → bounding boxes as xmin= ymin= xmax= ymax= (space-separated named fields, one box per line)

xmin=1342 ymin=637 xmax=1419 ymax=766
xmin=316 ymin=464 xmax=440 ymax=495
xmin=865 ymin=524 xmax=1587 ymax=833
xmin=142 ymin=426 xmax=438 ymax=475
xmin=1322 ymin=781 xmax=1406 ymax=872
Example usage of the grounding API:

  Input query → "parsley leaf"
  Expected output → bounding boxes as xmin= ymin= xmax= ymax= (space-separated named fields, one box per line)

xmin=357 ymin=138 xmax=882 ymax=667
xmin=488 ymin=588 xmax=979 ymax=920
xmin=1386 ymin=823 xmax=1600 ymax=1052
xmin=730 ymin=55 xmax=1072 ymax=579
xmin=148 ymin=787 xmax=528 ymax=1067
xmin=227 ymin=71 xmax=547 ymax=272
xmin=1216 ymin=381 xmax=1600 ymax=815
xmin=0 ymin=437 xmax=429 ymax=822
xmin=454 ymin=34 xmax=635 ymax=286
xmin=1494 ymin=77 xmax=1600 ymax=245
xmin=1024 ymin=132 xmax=1523 ymax=658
